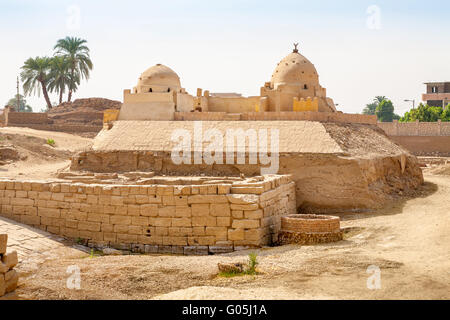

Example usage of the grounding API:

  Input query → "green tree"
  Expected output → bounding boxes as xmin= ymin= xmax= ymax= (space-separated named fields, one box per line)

xmin=441 ymin=104 xmax=450 ymax=121
xmin=363 ymin=96 xmax=388 ymax=115
xmin=54 ymin=36 xmax=93 ymax=102
xmin=375 ymin=99 xmax=396 ymax=122
xmin=47 ymin=56 xmax=78 ymax=105
xmin=6 ymin=94 xmax=33 ymax=112
xmin=20 ymin=56 xmax=53 ymax=110
xmin=399 ymin=103 xmax=444 ymax=122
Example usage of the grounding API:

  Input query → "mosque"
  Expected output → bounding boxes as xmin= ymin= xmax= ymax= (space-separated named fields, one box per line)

xmin=117 ymin=44 xmax=337 ymax=121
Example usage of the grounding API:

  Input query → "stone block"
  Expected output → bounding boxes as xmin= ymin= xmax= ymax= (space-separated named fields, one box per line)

xmin=183 ymin=246 xmax=209 ymax=255
xmin=0 ymin=234 xmax=7 ymax=255
xmin=2 ymin=251 xmax=18 ymax=269
xmin=210 ymin=203 xmax=231 ymax=217
xmin=191 ymin=204 xmax=209 ymax=216
xmin=228 ymin=228 xmax=245 ymax=241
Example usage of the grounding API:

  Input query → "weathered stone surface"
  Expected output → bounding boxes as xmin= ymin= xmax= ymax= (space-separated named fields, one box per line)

xmin=0 ymin=234 xmax=7 ymax=255
xmin=217 ymin=262 xmax=245 ymax=273
xmin=1 ymin=251 xmax=18 ymax=270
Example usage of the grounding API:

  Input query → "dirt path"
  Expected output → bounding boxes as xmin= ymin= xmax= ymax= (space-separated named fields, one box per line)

xmin=6 ymin=173 xmax=450 ymax=300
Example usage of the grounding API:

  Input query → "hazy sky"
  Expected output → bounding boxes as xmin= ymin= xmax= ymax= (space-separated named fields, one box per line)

xmin=1 ymin=0 xmax=449 ymax=115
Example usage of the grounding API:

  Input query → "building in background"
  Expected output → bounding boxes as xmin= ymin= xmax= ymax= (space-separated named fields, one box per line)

xmin=422 ymin=82 xmax=450 ymax=107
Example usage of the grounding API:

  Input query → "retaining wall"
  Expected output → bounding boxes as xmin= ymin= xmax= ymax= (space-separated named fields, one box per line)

xmin=0 ymin=176 xmax=296 ymax=254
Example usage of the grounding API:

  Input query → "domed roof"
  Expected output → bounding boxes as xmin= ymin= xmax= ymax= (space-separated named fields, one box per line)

xmin=137 ymin=64 xmax=181 ymax=89
xmin=271 ymin=48 xmax=319 ymax=89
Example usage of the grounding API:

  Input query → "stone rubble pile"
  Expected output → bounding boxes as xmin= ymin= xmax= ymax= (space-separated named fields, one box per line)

xmin=0 ymin=234 xmax=19 ymax=299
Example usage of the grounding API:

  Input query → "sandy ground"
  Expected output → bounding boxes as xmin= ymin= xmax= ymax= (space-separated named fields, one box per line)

xmin=11 ymin=172 xmax=450 ymax=300
xmin=1 ymin=128 xmax=449 ymax=299
xmin=0 ymin=127 xmax=92 ymax=179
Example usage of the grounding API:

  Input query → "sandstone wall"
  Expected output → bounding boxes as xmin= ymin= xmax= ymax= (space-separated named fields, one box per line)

xmin=0 ymin=176 xmax=296 ymax=254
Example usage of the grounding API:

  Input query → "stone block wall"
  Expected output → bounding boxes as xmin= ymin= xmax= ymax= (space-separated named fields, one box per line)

xmin=0 ymin=234 xmax=18 ymax=299
xmin=0 ymin=176 xmax=296 ymax=254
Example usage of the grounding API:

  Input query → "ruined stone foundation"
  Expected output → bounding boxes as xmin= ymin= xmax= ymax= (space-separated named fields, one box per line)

xmin=72 ymin=121 xmax=424 ymax=213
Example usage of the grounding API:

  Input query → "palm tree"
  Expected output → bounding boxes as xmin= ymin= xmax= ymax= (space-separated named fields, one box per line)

xmin=54 ymin=36 xmax=93 ymax=102
xmin=47 ymin=56 xmax=79 ymax=104
xmin=374 ymin=96 xmax=387 ymax=104
xmin=20 ymin=56 xmax=53 ymax=110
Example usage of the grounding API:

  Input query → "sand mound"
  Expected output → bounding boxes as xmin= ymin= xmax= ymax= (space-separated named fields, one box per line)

xmin=427 ymin=164 xmax=450 ymax=176
xmin=48 ymin=98 xmax=121 ymax=126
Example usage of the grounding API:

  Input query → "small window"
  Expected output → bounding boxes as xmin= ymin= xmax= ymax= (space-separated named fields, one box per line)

xmin=304 ymin=84 xmax=308 ymax=90
xmin=149 ymin=88 xmax=153 ymax=92
xmin=432 ymin=86 xmax=438 ymax=93
xmin=167 ymin=88 xmax=171 ymax=92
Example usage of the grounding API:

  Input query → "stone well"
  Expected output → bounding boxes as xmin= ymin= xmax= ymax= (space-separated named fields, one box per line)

xmin=277 ymin=214 xmax=343 ymax=245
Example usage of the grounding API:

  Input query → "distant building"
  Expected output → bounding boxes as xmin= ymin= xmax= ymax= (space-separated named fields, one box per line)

xmin=422 ymin=82 xmax=450 ymax=107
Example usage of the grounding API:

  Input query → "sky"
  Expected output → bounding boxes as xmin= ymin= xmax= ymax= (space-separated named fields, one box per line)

xmin=1 ymin=0 xmax=449 ymax=115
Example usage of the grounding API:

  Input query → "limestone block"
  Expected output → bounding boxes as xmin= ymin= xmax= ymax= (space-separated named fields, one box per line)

xmin=209 ymin=245 xmax=233 ymax=254
xmin=2 ymin=251 xmax=18 ymax=269
xmin=158 ymin=206 xmax=176 ymax=217
xmin=169 ymin=227 xmax=192 ymax=237
xmin=210 ymin=203 xmax=231 ymax=217
xmin=217 ymin=217 xmax=231 ymax=227
xmin=188 ymin=195 xmax=227 ymax=204
xmin=217 ymin=184 xmax=231 ymax=195
xmin=227 ymin=194 xmax=259 ymax=205
xmin=135 ymin=195 xmax=149 ymax=204
xmin=192 ymin=216 xmax=216 ymax=227
xmin=0 ymin=275 xmax=5 ymax=297
xmin=110 ymin=215 xmax=132 ymax=225
xmin=231 ymin=219 xmax=260 ymax=229
xmin=131 ymin=216 xmax=149 ymax=226
xmin=191 ymin=204 xmax=210 ymax=216
xmin=175 ymin=206 xmax=191 ymax=217
xmin=244 ymin=209 xmax=263 ymax=219
xmin=163 ymin=236 xmax=187 ymax=246
xmin=187 ymin=236 xmax=215 ymax=246
xmin=232 ymin=210 xmax=244 ymax=219
xmin=244 ymin=228 xmax=265 ymax=241
xmin=149 ymin=217 xmax=172 ymax=227
xmin=144 ymin=245 xmax=158 ymax=253
xmin=15 ymin=190 xmax=27 ymax=198
xmin=128 ymin=225 xmax=143 ymax=235
xmin=127 ymin=205 xmax=140 ymax=216
xmin=228 ymin=228 xmax=245 ymax=241
xmin=113 ymin=224 xmax=129 ymax=233
xmin=116 ymin=233 xmax=138 ymax=243
xmin=192 ymin=227 xmax=205 ymax=236
xmin=0 ymin=234 xmax=7 ymax=255
xmin=183 ymin=246 xmax=209 ymax=255
xmin=205 ymin=227 xmax=228 ymax=240
xmin=148 ymin=195 xmax=162 ymax=204
xmin=230 ymin=204 xmax=259 ymax=211
xmin=140 ymin=204 xmax=158 ymax=217
xmin=172 ymin=218 xmax=191 ymax=227
xmin=38 ymin=208 xmax=61 ymax=218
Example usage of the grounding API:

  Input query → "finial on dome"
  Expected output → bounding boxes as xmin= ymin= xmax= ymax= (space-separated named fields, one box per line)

xmin=293 ymin=43 xmax=299 ymax=53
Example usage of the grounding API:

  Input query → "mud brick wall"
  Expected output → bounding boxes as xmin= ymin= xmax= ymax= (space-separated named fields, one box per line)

xmin=377 ymin=120 xmax=450 ymax=136
xmin=5 ymin=110 xmax=49 ymax=125
xmin=0 ymin=176 xmax=296 ymax=254
xmin=9 ymin=123 xmax=103 ymax=133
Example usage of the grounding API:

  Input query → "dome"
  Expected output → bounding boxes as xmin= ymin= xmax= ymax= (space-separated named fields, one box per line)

xmin=270 ymin=50 xmax=319 ymax=89
xmin=136 ymin=64 xmax=181 ymax=93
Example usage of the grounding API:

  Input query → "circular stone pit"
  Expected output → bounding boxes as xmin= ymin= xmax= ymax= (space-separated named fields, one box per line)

xmin=277 ymin=214 xmax=343 ymax=245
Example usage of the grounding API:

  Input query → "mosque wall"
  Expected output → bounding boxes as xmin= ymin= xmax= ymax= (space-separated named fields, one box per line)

xmin=205 ymin=96 xmax=261 ymax=113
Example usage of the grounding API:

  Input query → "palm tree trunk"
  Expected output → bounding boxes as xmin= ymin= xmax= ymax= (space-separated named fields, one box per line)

xmin=67 ymin=66 xmax=75 ymax=102
xmin=40 ymin=81 xmax=52 ymax=110
xmin=59 ymin=90 xmax=63 ymax=105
